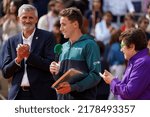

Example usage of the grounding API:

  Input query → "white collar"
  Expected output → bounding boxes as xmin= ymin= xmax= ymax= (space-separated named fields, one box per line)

xmin=22 ymin=29 xmax=36 ymax=41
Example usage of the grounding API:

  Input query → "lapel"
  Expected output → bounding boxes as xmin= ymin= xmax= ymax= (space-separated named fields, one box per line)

xmin=17 ymin=32 xmax=23 ymax=45
xmin=17 ymin=33 xmax=24 ymax=67
xmin=30 ymin=28 xmax=40 ymax=53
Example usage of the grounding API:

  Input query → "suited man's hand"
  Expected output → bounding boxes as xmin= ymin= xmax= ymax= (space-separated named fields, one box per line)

xmin=16 ymin=44 xmax=24 ymax=63
xmin=22 ymin=44 xmax=30 ymax=58
xmin=56 ymin=82 xmax=71 ymax=94
xmin=16 ymin=44 xmax=30 ymax=63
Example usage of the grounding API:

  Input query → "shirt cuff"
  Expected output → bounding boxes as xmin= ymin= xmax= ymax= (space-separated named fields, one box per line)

xmin=15 ymin=58 xmax=21 ymax=67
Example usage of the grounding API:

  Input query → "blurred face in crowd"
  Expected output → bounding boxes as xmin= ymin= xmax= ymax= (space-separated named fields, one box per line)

xmin=103 ymin=12 xmax=112 ymax=24
xmin=49 ymin=1 xmax=58 ymax=14
xmin=124 ymin=16 xmax=134 ymax=28
xmin=60 ymin=17 xmax=76 ymax=39
xmin=93 ymin=0 xmax=101 ymax=11
xmin=18 ymin=10 xmax=38 ymax=32
xmin=55 ymin=0 xmax=65 ymax=12
xmin=9 ymin=1 xmax=17 ymax=14
xmin=139 ymin=19 xmax=149 ymax=30
xmin=120 ymin=40 xmax=136 ymax=60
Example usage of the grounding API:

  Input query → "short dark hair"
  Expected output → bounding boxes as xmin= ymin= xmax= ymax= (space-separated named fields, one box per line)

xmin=124 ymin=13 xmax=135 ymax=21
xmin=119 ymin=28 xmax=147 ymax=51
xmin=110 ymin=30 xmax=121 ymax=45
xmin=103 ymin=11 xmax=113 ymax=17
xmin=54 ymin=19 xmax=60 ymax=28
xmin=59 ymin=7 xmax=83 ymax=29
xmin=138 ymin=16 xmax=149 ymax=26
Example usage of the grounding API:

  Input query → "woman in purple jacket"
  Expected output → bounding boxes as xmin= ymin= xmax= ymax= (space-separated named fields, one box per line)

xmin=100 ymin=28 xmax=150 ymax=99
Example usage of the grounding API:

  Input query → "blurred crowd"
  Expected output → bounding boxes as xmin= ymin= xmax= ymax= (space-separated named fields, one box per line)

xmin=0 ymin=0 xmax=150 ymax=100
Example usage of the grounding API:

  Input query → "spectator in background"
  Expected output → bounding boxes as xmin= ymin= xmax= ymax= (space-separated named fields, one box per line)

xmin=100 ymin=28 xmax=150 ymax=100
xmin=0 ymin=0 xmax=10 ymax=18
xmin=146 ymin=2 xmax=150 ymax=33
xmin=95 ymin=11 xmax=118 ymax=61
xmin=52 ymin=19 xmax=67 ymax=44
xmin=0 ymin=0 xmax=21 ymax=70
xmin=85 ymin=0 xmax=103 ymax=35
xmin=103 ymin=0 xmax=135 ymax=27
xmin=55 ymin=0 xmax=65 ymax=13
xmin=120 ymin=13 xmax=135 ymax=32
xmin=0 ymin=0 xmax=11 ymax=45
xmin=138 ymin=16 xmax=150 ymax=41
xmin=2 ymin=0 xmax=21 ymax=42
xmin=107 ymin=30 xmax=125 ymax=79
xmin=95 ymin=11 xmax=117 ymax=46
xmin=55 ymin=0 xmax=74 ymax=13
xmin=138 ymin=15 xmax=150 ymax=49
xmin=1 ymin=4 xmax=57 ymax=100
xmin=37 ymin=0 xmax=59 ymax=32
xmin=73 ymin=0 xmax=89 ymax=34
xmin=107 ymin=30 xmax=126 ymax=99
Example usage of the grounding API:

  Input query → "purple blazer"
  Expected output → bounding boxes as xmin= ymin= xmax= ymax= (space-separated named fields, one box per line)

xmin=110 ymin=48 xmax=150 ymax=100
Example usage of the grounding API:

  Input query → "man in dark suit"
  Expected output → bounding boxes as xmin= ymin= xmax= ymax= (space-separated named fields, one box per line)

xmin=1 ymin=4 xmax=57 ymax=100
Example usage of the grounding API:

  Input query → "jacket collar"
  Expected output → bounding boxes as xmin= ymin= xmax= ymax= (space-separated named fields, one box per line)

xmin=129 ymin=48 xmax=149 ymax=63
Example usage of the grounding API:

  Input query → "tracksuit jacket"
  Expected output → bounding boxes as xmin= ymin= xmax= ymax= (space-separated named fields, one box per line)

xmin=57 ymin=34 xmax=101 ymax=100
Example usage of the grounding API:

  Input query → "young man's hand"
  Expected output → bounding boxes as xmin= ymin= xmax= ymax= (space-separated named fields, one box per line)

xmin=56 ymin=82 xmax=71 ymax=94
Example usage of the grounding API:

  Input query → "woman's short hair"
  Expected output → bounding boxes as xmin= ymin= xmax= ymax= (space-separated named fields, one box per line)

xmin=119 ymin=28 xmax=147 ymax=51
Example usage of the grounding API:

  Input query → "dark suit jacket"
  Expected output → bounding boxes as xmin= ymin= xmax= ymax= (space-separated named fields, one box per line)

xmin=1 ymin=28 xmax=57 ymax=100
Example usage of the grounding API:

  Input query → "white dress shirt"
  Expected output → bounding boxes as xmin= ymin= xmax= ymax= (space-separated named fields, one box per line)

xmin=37 ymin=12 xmax=58 ymax=32
xmin=20 ymin=29 xmax=35 ymax=86
xmin=95 ymin=20 xmax=117 ymax=45
xmin=95 ymin=20 xmax=111 ymax=45
xmin=103 ymin=0 xmax=135 ymax=16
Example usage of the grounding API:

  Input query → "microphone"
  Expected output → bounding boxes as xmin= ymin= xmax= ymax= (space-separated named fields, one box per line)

xmin=54 ymin=44 xmax=62 ymax=62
